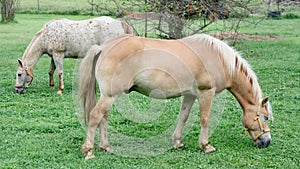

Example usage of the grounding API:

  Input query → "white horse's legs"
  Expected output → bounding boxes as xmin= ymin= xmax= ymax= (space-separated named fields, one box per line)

xmin=172 ymin=95 xmax=196 ymax=148
xmin=81 ymin=96 xmax=115 ymax=160
xmin=198 ymin=89 xmax=216 ymax=153
xmin=48 ymin=57 xmax=56 ymax=89
xmin=53 ymin=52 xmax=64 ymax=94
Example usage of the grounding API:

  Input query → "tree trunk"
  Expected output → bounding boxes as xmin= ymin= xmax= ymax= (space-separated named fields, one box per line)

xmin=1 ymin=0 xmax=17 ymax=23
xmin=168 ymin=14 xmax=183 ymax=39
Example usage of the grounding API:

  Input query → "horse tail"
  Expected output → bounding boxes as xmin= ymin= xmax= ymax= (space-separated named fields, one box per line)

xmin=121 ymin=21 xmax=134 ymax=34
xmin=79 ymin=45 xmax=102 ymax=125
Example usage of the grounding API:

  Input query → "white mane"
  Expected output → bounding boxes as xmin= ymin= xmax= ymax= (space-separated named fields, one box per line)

xmin=183 ymin=34 xmax=262 ymax=100
xmin=22 ymin=30 xmax=44 ymax=66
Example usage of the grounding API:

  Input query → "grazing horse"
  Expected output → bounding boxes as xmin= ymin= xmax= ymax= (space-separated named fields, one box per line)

xmin=15 ymin=16 xmax=133 ymax=94
xmin=78 ymin=34 xmax=273 ymax=160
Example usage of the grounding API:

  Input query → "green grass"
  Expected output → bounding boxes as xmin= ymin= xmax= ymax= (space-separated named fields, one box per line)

xmin=0 ymin=13 xmax=299 ymax=168
xmin=17 ymin=0 xmax=125 ymax=15
xmin=18 ymin=0 xmax=92 ymax=15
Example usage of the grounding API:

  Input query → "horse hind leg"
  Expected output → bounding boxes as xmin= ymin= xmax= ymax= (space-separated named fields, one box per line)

xmin=172 ymin=95 xmax=196 ymax=148
xmin=81 ymin=96 xmax=115 ymax=160
xmin=198 ymin=89 xmax=216 ymax=153
xmin=98 ymin=95 xmax=122 ymax=153
xmin=48 ymin=57 xmax=56 ymax=89
xmin=98 ymin=111 xmax=112 ymax=153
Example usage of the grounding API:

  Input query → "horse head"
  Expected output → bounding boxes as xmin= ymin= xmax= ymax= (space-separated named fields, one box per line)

xmin=15 ymin=59 xmax=34 ymax=94
xmin=242 ymin=97 xmax=273 ymax=148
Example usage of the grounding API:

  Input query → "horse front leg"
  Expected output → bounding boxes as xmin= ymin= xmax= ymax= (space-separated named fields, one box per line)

xmin=53 ymin=52 xmax=64 ymax=94
xmin=81 ymin=96 xmax=114 ymax=160
xmin=57 ymin=72 xmax=64 ymax=94
xmin=198 ymin=89 xmax=216 ymax=153
xmin=48 ymin=57 xmax=56 ymax=89
xmin=172 ymin=95 xmax=196 ymax=148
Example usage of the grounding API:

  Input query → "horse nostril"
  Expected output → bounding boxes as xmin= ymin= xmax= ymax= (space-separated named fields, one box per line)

xmin=256 ymin=138 xmax=271 ymax=148
xmin=18 ymin=74 xmax=22 ymax=77
xmin=257 ymin=142 xmax=263 ymax=148
xmin=266 ymin=140 xmax=271 ymax=147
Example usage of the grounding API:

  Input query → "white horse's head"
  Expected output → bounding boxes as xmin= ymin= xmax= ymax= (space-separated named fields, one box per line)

xmin=15 ymin=60 xmax=33 ymax=94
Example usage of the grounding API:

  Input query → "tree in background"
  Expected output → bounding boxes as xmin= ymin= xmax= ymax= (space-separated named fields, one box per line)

xmin=147 ymin=0 xmax=230 ymax=38
xmin=91 ymin=0 xmax=264 ymax=39
xmin=0 ymin=0 xmax=20 ymax=23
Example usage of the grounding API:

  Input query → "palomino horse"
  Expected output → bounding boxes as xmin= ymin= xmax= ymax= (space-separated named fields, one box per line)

xmin=79 ymin=34 xmax=273 ymax=159
xmin=15 ymin=16 xmax=133 ymax=94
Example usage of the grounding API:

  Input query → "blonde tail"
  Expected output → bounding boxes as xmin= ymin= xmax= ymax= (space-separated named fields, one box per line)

xmin=79 ymin=45 xmax=102 ymax=125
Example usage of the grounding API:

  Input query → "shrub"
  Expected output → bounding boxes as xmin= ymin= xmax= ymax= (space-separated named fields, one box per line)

xmin=283 ymin=13 xmax=300 ymax=19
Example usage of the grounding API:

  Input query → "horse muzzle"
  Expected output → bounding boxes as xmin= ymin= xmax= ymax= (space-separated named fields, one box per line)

xmin=254 ymin=132 xmax=271 ymax=148
xmin=15 ymin=85 xmax=25 ymax=94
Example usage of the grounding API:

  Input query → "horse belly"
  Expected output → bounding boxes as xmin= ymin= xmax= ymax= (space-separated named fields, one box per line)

xmin=131 ymin=69 xmax=197 ymax=99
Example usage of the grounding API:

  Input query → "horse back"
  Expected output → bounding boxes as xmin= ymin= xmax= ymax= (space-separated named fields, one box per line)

xmin=42 ymin=17 xmax=131 ymax=57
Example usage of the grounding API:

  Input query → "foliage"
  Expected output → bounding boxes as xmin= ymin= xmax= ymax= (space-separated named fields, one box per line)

xmin=0 ymin=0 xmax=20 ymax=23
xmin=282 ymin=12 xmax=300 ymax=19
xmin=0 ymin=13 xmax=299 ymax=168
xmin=14 ymin=0 xmax=299 ymax=38
xmin=88 ymin=0 xmax=267 ymax=39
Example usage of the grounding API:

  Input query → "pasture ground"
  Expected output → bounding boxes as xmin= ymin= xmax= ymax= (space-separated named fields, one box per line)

xmin=0 ymin=8 xmax=299 ymax=169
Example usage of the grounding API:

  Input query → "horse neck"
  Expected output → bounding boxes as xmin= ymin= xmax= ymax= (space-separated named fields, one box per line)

xmin=22 ymin=32 xmax=45 ymax=69
xmin=228 ymin=68 xmax=262 ymax=113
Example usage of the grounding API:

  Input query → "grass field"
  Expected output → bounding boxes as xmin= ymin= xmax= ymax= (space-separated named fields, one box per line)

xmin=18 ymin=0 xmax=92 ymax=15
xmin=0 ymin=7 xmax=299 ymax=169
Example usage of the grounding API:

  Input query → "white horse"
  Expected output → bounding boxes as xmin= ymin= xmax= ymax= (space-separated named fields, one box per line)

xmin=15 ymin=16 xmax=133 ymax=94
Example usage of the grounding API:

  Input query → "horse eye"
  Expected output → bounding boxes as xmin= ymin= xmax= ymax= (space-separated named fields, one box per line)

xmin=18 ymin=74 xmax=22 ymax=77
xmin=264 ymin=116 xmax=268 ymax=121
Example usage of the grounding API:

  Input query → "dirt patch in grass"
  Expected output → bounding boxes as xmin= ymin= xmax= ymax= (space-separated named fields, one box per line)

xmin=209 ymin=32 xmax=283 ymax=41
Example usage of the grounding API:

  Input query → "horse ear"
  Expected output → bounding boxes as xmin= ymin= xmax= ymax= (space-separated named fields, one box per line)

xmin=18 ymin=59 xmax=23 ymax=68
xmin=262 ymin=96 xmax=269 ymax=106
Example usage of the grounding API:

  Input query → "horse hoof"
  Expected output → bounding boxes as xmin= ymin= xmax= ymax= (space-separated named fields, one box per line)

xmin=173 ymin=140 xmax=184 ymax=148
xmin=57 ymin=90 xmax=63 ymax=94
xmin=99 ymin=146 xmax=113 ymax=153
xmin=201 ymin=143 xmax=216 ymax=153
xmin=85 ymin=150 xmax=95 ymax=160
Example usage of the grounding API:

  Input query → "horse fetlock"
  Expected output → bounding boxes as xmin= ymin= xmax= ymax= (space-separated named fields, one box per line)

xmin=81 ymin=142 xmax=93 ymax=154
xmin=49 ymin=84 xmax=55 ymax=89
xmin=200 ymin=142 xmax=216 ymax=153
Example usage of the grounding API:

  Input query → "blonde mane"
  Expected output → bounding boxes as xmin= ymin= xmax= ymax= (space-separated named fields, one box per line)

xmin=184 ymin=34 xmax=262 ymax=100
